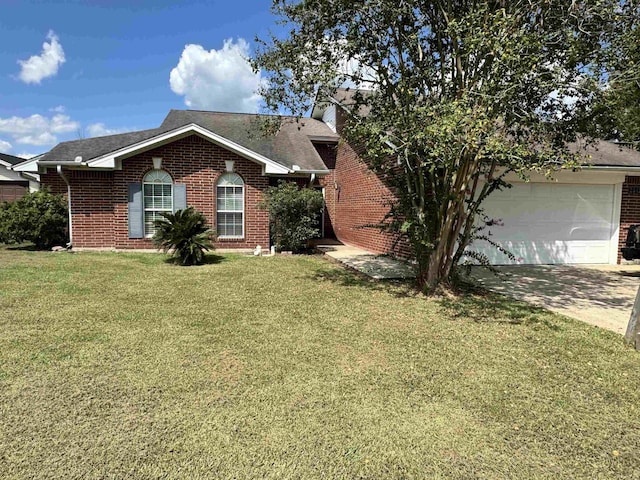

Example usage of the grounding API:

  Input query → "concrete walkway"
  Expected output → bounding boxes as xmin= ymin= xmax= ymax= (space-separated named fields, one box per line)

xmin=313 ymin=240 xmax=416 ymax=280
xmin=473 ymin=265 xmax=640 ymax=334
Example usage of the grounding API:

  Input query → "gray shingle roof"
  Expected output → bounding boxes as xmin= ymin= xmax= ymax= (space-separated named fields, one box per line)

xmin=38 ymin=128 xmax=162 ymax=164
xmin=159 ymin=110 xmax=338 ymax=171
xmin=312 ymin=87 xmax=373 ymax=119
xmin=569 ymin=140 xmax=640 ymax=167
xmin=38 ymin=110 xmax=339 ymax=172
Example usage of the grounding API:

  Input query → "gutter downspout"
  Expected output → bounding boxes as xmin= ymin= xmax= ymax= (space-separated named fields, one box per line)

xmin=56 ymin=165 xmax=72 ymax=248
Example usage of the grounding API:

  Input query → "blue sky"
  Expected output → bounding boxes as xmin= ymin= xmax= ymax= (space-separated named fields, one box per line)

xmin=0 ymin=0 xmax=283 ymax=158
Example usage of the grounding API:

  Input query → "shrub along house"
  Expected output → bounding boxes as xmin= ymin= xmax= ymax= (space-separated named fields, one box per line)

xmin=14 ymin=92 xmax=640 ymax=264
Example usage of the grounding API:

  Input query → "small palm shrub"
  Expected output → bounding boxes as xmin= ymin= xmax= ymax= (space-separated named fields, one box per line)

xmin=152 ymin=207 xmax=214 ymax=266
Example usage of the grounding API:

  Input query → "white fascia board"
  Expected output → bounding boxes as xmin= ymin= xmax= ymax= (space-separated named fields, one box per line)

xmin=295 ymin=169 xmax=331 ymax=175
xmin=586 ymin=165 xmax=640 ymax=173
xmin=11 ymin=157 xmax=41 ymax=173
xmin=22 ymin=171 xmax=40 ymax=182
xmin=307 ymin=135 xmax=339 ymax=143
xmin=88 ymin=123 xmax=291 ymax=174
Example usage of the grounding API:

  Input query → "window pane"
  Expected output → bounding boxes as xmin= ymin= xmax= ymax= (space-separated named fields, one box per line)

xmin=217 ymin=186 xmax=243 ymax=212
xmin=217 ymin=212 xmax=243 ymax=237
xmin=160 ymin=195 xmax=172 ymax=209
xmin=144 ymin=170 xmax=172 ymax=184
xmin=216 ymin=179 xmax=243 ymax=237
xmin=145 ymin=212 xmax=158 ymax=236
xmin=143 ymin=173 xmax=173 ymax=236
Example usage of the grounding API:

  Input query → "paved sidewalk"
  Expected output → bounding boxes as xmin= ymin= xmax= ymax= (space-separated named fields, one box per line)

xmin=473 ymin=265 xmax=640 ymax=334
xmin=313 ymin=240 xmax=416 ymax=280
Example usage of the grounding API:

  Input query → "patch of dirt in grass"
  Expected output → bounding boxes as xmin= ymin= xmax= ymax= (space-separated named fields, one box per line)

xmin=208 ymin=349 xmax=245 ymax=386
xmin=336 ymin=341 xmax=388 ymax=375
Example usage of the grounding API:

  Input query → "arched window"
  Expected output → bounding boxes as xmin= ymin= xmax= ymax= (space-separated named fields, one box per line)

xmin=143 ymin=169 xmax=173 ymax=237
xmin=217 ymin=173 xmax=244 ymax=238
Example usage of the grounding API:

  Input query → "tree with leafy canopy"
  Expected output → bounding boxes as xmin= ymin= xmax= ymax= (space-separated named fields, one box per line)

xmin=591 ymin=1 xmax=640 ymax=145
xmin=252 ymin=0 xmax=630 ymax=293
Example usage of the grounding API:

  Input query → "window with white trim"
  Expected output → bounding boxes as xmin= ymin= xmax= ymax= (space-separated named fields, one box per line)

xmin=143 ymin=170 xmax=173 ymax=237
xmin=217 ymin=173 xmax=244 ymax=238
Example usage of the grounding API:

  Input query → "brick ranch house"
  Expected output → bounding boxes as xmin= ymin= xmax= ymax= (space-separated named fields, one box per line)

xmin=12 ymin=90 xmax=640 ymax=265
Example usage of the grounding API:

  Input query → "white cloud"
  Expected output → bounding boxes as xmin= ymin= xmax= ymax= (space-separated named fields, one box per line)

xmin=18 ymin=31 xmax=66 ymax=84
xmin=86 ymin=123 xmax=130 ymax=138
xmin=170 ymin=38 xmax=263 ymax=113
xmin=15 ymin=152 xmax=38 ymax=160
xmin=0 ymin=139 xmax=12 ymax=152
xmin=0 ymin=113 xmax=79 ymax=146
xmin=49 ymin=105 xmax=65 ymax=113
xmin=338 ymin=56 xmax=377 ymax=90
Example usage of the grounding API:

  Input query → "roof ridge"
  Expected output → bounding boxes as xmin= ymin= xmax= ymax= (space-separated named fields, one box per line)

xmin=56 ymin=127 xmax=161 ymax=147
xmin=179 ymin=109 xmax=307 ymax=120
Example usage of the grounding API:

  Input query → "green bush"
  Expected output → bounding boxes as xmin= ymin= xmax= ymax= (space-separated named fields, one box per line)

xmin=152 ymin=207 xmax=214 ymax=266
xmin=0 ymin=188 xmax=68 ymax=249
xmin=260 ymin=182 xmax=324 ymax=253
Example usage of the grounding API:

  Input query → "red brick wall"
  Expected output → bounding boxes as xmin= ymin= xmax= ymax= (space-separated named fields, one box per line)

xmin=328 ymin=140 xmax=411 ymax=257
xmin=619 ymin=175 xmax=640 ymax=262
xmin=40 ymin=170 xmax=115 ymax=247
xmin=71 ymin=171 xmax=115 ymax=247
xmin=41 ymin=135 xmax=270 ymax=250
xmin=40 ymin=171 xmax=66 ymax=195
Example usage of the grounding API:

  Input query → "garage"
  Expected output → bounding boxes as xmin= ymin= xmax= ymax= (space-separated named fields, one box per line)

xmin=473 ymin=181 xmax=620 ymax=265
xmin=0 ymin=181 xmax=28 ymax=203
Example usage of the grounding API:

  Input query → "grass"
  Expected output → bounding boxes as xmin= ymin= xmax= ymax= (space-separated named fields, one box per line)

xmin=1 ymin=249 xmax=640 ymax=479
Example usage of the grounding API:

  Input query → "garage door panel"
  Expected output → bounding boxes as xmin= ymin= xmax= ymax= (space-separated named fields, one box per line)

xmin=485 ymin=200 xmax=613 ymax=223
xmin=475 ymin=240 xmax=612 ymax=265
xmin=0 ymin=183 xmax=28 ymax=202
xmin=473 ymin=183 xmax=616 ymax=265
xmin=486 ymin=223 xmax=612 ymax=242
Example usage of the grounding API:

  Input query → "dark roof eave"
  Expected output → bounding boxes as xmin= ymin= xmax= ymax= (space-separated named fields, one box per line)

xmin=38 ymin=160 xmax=87 ymax=166
xmin=586 ymin=164 xmax=640 ymax=171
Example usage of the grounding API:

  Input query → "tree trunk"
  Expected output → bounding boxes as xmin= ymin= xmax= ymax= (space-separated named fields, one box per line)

xmin=625 ymin=284 xmax=640 ymax=350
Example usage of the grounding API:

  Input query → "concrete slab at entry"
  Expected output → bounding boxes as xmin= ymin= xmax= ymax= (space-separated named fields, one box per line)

xmin=314 ymin=241 xmax=416 ymax=280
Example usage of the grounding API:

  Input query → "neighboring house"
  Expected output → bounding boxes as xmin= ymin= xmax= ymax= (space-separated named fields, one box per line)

xmin=14 ymin=93 xmax=640 ymax=265
xmin=0 ymin=152 xmax=39 ymax=202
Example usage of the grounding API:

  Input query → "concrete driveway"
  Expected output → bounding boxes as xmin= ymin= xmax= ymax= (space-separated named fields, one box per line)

xmin=473 ymin=265 xmax=640 ymax=334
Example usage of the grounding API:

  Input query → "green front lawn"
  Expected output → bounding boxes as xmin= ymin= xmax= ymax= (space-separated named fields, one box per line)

xmin=1 ymin=250 xmax=639 ymax=479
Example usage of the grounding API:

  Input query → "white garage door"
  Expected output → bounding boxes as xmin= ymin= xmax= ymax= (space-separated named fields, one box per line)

xmin=472 ymin=183 xmax=617 ymax=265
